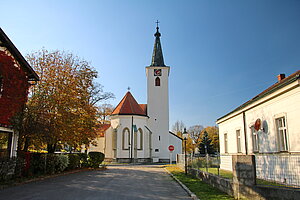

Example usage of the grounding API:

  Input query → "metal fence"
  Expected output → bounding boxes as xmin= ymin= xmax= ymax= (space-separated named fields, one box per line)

xmin=177 ymin=154 xmax=222 ymax=177
xmin=255 ymin=154 xmax=300 ymax=188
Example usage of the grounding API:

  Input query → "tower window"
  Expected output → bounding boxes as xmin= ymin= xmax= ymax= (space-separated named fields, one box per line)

xmin=155 ymin=77 xmax=160 ymax=86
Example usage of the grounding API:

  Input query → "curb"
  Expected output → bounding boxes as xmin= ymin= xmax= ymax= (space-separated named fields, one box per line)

xmin=164 ymin=168 xmax=200 ymax=200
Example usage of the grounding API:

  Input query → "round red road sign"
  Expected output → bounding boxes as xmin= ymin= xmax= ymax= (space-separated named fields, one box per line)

xmin=168 ymin=145 xmax=174 ymax=152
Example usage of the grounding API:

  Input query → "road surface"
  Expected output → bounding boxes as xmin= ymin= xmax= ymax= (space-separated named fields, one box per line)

xmin=0 ymin=165 xmax=191 ymax=200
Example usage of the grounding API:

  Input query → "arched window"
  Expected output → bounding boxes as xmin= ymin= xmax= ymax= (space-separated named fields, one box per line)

xmin=155 ymin=77 xmax=160 ymax=86
xmin=137 ymin=128 xmax=143 ymax=150
xmin=122 ymin=128 xmax=130 ymax=150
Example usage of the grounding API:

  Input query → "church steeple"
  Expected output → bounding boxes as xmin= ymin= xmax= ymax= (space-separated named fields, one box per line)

xmin=150 ymin=21 xmax=165 ymax=67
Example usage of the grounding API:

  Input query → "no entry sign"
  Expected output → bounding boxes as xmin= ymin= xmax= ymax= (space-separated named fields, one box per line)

xmin=168 ymin=145 xmax=174 ymax=152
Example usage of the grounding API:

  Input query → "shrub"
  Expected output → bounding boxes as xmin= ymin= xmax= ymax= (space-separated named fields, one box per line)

xmin=45 ymin=154 xmax=69 ymax=174
xmin=67 ymin=154 xmax=80 ymax=170
xmin=78 ymin=153 xmax=88 ymax=168
xmin=0 ymin=157 xmax=17 ymax=181
xmin=88 ymin=152 xmax=105 ymax=168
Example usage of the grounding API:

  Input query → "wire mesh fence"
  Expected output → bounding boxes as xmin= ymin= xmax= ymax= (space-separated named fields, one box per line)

xmin=255 ymin=154 xmax=300 ymax=188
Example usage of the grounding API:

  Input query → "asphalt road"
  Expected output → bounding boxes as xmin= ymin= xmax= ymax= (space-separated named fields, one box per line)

xmin=0 ymin=165 xmax=191 ymax=200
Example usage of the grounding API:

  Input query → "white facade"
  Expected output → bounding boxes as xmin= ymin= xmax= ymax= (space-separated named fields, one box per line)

xmin=217 ymin=71 xmax=300 ymax=183
xmin=146 ymin=66 xmax=170 ymax=161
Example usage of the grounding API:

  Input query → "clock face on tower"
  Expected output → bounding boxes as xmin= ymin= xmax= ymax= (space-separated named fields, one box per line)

xmin=154 ymin=69 xmax=162 ymax=76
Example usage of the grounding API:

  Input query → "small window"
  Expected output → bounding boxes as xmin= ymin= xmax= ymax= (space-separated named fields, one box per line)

xmin=122 ymin=128 xmax=130 ymax=150
xmin=155 ymin=77 xmax=160 ymax=86
xmin=236 ymin=130 xmax=241 ymax=153
xmin=276 ymin=117 xmax=288 ymax=151
xmin=155 ymin=149 xmax=159 ymax=152
xmin=251 ymin=126 xmax=259 ymax=152
xmin=137 ymin=128 xmax=143 ymax=150
xmin=224 ymin=133 xmax=228 ymax=153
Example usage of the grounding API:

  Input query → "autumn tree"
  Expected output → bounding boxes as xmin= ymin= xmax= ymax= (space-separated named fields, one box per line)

xmin=98 ymin=103 xmax=114 ymax=124
xmin=188 ymin=124 xmax=204 ymax=154
xmin=202 ymin=126 xmax=219 ymax=151
xmin=18 ymin=49 xmax=114 ymax=152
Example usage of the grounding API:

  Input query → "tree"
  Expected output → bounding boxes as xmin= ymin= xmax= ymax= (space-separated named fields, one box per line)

xmin=17 ymin=49 xmax=114 ymax=152
xmin=203 ymin=126 xmax=219 ymax=152
xmin=187 ymin=125 xmax=204 ymax=155
xmin=172 ymin=120 xmax=185 ymax=137
xmin=98 ymin=103 xmax=114 ymax=124
xmin=198 ymin=131 xmax=215 ymax=154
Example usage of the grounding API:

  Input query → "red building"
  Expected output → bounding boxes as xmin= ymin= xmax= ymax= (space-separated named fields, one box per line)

xmin=0 ymin=28 xmax=39 ymax=158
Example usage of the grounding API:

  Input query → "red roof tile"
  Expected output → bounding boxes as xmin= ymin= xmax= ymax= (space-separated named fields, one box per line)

xmin=98 ymin=124 xmax=111 ymax=137
xmin=139 ymin=104 xmax=147 ymax=115
xmin=111 ymin=92 xmax=147 ymax=116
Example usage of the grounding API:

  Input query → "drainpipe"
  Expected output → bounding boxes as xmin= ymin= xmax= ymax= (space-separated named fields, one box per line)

xmin=243 ymin=111 xmax=248 ymax=155
xmin=131 ymin=116 xmax=134 ymax=162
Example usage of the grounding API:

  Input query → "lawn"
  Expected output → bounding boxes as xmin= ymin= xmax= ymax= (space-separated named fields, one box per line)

xmin=197 ymin=168 xmax=233 ymax=179
xmin=165 ymin=165 xmax=234 ymax=200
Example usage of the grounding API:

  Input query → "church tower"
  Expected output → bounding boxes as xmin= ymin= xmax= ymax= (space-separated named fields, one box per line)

xmin=146 ymin=24 xmax=170 ymax=162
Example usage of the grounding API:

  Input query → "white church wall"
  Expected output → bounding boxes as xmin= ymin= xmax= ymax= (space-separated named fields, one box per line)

xmin=146 ymin=66 xmax=170 ymax=160
xmin=112 ymin=115 xmax=150 ymax=160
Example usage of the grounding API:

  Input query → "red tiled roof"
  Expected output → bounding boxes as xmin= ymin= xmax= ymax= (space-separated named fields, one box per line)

xmin=98 ymin=124 xmax=111 ymax=137
xmin=139 ymin=104 xmax=147 ymax=115
xmin=111 ymin=92 xmax=147 ymax=116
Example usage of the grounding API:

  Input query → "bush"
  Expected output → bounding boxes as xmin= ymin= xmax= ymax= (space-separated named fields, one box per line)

xmin=67 ymin=154 xmax=80 ymax=170
xmin=0 ymin=157 xmax=17 ymax=181
xmin=88 ymin=152 xmax=104 ymax=168
xmin=78 ymin=153 xmax=88 ymax=168
xmin=45 ymin=154 xmax=69 ymax=174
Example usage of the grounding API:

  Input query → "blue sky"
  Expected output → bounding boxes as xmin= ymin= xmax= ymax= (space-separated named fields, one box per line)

xmin=1 ymin=0 xmax=299 ymax=128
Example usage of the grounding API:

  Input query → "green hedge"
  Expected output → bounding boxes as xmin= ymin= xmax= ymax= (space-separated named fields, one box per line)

xmin=29 ymin=153 xmax=69 ymax=175
xmin=88 ymin=152 xmax=105 ymax=168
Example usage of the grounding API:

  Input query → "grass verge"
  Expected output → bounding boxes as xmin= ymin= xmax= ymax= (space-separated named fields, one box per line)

xmin=197 ymin=168 xmax=233 ymax=179
xmin=165 ymin=165 xmax=234 ymax=200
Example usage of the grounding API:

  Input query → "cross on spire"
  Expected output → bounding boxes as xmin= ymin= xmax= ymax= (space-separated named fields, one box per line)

xmin=127 ymin=87 xmax=131 ymax=91
xmin=156 ymin=20 xmax=160 ymax=28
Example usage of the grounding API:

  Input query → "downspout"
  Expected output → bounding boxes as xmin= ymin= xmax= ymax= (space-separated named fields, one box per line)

xmin=243 ymin=111 xmax=248 ymax=155
xmin=131 ymin=116 xmax=134 ymax=162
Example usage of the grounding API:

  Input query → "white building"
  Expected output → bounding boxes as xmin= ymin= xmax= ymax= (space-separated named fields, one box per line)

xmin=0 ymin=28 xmax=39 ymax=158
xmin=217 ymin=71 xmax=300 ymax=185
xmin=87 ymin=25 xmax=182 ymax=163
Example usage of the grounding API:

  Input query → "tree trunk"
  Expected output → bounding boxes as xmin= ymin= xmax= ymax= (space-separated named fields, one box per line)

xmin=47 ymin=143 xmax=56 ymax=153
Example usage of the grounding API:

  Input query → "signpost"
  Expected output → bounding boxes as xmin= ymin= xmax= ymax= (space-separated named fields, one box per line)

xmin=168 ymin=145 xmax=174 ymax=164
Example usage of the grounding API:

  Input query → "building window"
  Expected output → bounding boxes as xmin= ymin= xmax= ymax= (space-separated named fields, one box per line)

xmin=275 ymin=117 xmax=288 ymax=151
xmin=122 ymin=128 xmax=130 ymax=150
xmin=137 ymin=128 xmax=143 ymax=150
xmin=224 ymin=133 xmax=228 ymax=153
xmin=0 ymin=131 xmax=12 ymax=159
xmin=236 ymin=130 xmax=241 ymax=153
xmin=251 ymin=126 xmax=259 ymax=152
xmin=155 ymin=77 xmax=160 ymax=86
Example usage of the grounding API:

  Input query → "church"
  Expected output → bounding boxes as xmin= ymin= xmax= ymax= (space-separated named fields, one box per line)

xmin=87 ymin=25 xmax=182 ymax=163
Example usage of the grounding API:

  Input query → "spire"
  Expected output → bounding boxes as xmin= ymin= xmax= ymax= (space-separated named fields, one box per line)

xmin=150 ymin=21 xmax=166 ymax=67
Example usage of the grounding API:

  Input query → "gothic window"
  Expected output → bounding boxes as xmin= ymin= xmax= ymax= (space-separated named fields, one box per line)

xmin=137 ymin=128 xmax=143 ymax=150
xmin=275 ymin=117 xmax=288 ymax=151
xmin=122 ymin=128 xmax=130 ymax=150
xmin=155 ymin=77 xmax=160 ymax=86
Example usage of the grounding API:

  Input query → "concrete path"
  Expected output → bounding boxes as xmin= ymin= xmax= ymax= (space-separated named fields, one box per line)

xmin=0 ymin=165 xmax=191 ymax=200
